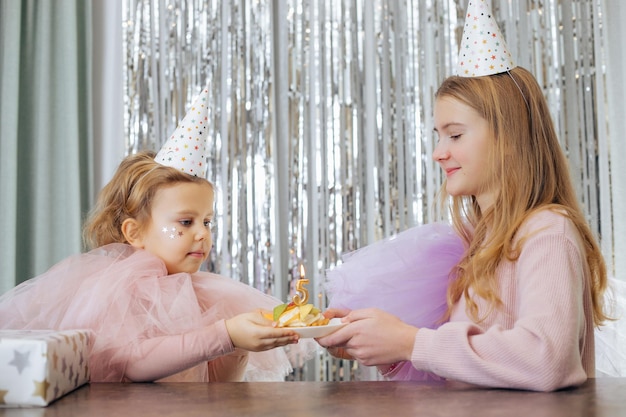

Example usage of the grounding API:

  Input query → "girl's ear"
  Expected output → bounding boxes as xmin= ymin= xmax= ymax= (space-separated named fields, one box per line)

xmin=121 ymin=218 xmax=144 ymax=248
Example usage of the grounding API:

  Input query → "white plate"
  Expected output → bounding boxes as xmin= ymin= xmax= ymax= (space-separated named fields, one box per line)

xmin=287 ymin=318 xmax=347 ymax=338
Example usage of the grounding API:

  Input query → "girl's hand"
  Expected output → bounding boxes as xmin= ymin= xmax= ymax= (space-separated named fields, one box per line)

xmin=322 ymin=307 xmax=351 ymax=321
xmin=225 ymin=311 xmax=299 ymax=352
xmin=316 ymin=308 xmax=418 ymax=366
xmin=324 ymin=346 xmax=355 ymax=360
xmin=318 ymin=308 xmax=354 ymax=359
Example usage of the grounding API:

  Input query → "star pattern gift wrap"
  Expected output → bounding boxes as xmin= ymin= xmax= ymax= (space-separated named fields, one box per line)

xmin=0 ymin=330 xmax=92 ymax=407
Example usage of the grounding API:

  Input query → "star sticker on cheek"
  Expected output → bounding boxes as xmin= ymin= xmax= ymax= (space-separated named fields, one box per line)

xmin=163 ymin=226 xmax=180 ymax=239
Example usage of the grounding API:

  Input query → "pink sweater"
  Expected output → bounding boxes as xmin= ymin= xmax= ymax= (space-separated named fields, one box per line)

xmin=410 ymin=210 xmax=595 ymax=391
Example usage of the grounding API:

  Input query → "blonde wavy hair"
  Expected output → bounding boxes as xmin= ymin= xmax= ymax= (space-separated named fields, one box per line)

xmin=435 ymin=67 xmax=609 ymax=327
xmin=82 ymin=151 xmax=213 ymax=249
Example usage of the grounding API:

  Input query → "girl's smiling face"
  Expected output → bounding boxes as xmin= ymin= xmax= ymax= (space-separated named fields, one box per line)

xmin=432 ymin=96 xmax=496 ymax=211
xmin=137 ymin=181 xmax=215 ymax=274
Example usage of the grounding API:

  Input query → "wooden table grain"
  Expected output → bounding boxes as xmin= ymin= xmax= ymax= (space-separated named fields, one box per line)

xmin=2 ymin=378 xmax=625 ymax=417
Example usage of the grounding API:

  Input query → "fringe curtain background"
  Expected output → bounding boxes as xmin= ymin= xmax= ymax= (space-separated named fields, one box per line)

xmin=122 ymin=0 xmax=616 ymax=380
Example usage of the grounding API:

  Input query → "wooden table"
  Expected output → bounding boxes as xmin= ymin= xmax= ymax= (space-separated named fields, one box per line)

xmin=2 ymin=378 xmax=625 ymax=417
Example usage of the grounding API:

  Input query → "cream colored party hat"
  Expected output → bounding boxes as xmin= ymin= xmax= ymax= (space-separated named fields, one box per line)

xmin=457 ymin=0 xmax=516 ymax=77
xmin=155 ymin=87 xmax=210 ymax=177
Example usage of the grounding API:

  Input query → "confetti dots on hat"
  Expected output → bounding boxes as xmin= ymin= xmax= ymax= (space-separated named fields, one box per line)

xmin=456 ymin=0 xmax=516 ymax=77
xmin=155 ymin=87 xmax=209 ymax=177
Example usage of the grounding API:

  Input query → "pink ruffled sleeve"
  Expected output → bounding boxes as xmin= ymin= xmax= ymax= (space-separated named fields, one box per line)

xmin=94 ymin=319 xmax=235 ymax=382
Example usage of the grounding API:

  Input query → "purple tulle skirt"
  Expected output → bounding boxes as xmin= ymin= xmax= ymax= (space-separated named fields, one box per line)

xmin=324 ymin=222 xmax=465 ymax=380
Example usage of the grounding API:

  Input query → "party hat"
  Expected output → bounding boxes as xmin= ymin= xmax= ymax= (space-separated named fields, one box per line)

xmin=456 ymin=0 xmax=516 ymax=77
xmin=155 ymin=87 xmax=209 ymax=177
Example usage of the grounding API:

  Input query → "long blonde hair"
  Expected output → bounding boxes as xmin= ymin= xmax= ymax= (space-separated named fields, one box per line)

xmin=435 ymin=67 xmax=609 ymax=327
xmin=83 ymin=151 xmax=213 ymax=249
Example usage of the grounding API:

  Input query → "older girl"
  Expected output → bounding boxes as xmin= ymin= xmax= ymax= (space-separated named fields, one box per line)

xmin=319 ymin=66 xmax=610 ymax=391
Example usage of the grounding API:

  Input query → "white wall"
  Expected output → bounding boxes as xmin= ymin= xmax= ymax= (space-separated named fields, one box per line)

xmin=604 ymin=1 xmax=626 ymax=281
xmin=92 ymin=0 xmax=125 ymax=199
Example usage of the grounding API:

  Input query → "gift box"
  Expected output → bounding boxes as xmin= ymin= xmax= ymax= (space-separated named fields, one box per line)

xmin=0 ymin=329 xmax=92 ymax=407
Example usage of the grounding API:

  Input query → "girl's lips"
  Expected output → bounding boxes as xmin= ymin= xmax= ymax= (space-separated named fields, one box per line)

xmin=446 ymin=167 xmax=460 ymax=176
xmin=187 ymin=251 xmax=205 ymax=258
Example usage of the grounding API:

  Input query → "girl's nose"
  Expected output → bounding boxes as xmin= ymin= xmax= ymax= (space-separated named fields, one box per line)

xmin=432 ymin=141 xmax=449 ymax=162
xmin=196 ymin=226 xmax=209 ymax=241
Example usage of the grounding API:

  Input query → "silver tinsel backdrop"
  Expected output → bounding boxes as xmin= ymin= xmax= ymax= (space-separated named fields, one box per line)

xmin=122 ymin=0 xmax=613 ymax=380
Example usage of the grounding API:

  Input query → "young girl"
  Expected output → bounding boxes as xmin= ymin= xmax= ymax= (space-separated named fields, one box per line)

xmin=0 ymin=151 xmax=307 ymax=382
xmin=318 ymin=2 xmax=610 ymax=392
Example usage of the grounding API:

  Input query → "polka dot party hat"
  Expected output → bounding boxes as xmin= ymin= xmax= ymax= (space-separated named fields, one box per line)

xmin=155 ymin=87 xmax=209 ymax=177
xmin=456 ymin=0 xmax=516 ymax=77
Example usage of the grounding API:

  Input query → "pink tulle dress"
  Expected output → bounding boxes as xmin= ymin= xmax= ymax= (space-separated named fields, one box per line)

xmin=0 ymin=244 xmax=314 ymax=382
xmin=324 ymin=222 xmax=465 ymax=381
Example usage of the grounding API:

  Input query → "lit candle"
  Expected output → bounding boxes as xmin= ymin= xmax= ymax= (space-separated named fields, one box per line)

xmin=292 ymin=265 xmax=310 ymax=306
